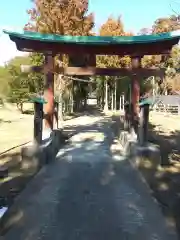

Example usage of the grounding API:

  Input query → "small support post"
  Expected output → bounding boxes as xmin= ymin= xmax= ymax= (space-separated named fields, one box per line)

xmin=124 ymin=101 xmax=131 ymax=131
xmin=30 ymin=97 xmax=46 ymax=145
xmin=131 ymin=56 xmax=141 ymax=134
xmin=44 ymin=52 xmax=54 ymax=134
xmin=139 ymin=102 xmax=150 ymax=146
xmin=34 ymin=101 xmax=43 ymax=144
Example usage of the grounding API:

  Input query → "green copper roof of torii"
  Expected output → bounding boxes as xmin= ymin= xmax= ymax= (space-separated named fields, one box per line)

xmin=3 ymin=29 xmax=180 ymax=45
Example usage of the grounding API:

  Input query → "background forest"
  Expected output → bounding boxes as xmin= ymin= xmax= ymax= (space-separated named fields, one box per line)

xmin=1 ymin=0 xmax=180 ymax=114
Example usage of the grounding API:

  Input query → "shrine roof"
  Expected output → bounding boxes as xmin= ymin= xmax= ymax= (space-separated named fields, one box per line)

xmin=3 ymin=29 xmax=180 ymax=56
xmin=3 ymin=29 xmax=180 ymax=45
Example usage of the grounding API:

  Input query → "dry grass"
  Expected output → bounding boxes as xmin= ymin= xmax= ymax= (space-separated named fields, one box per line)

xmin=0 ymin=104 xmax=34 ymax=206
xmin=147 ymin=112 xmax=180 ymax=236
xmin=0 ymin=103 xmax=34 ymax=155
xmin=149 ymin=112 xmax=180 ymax=135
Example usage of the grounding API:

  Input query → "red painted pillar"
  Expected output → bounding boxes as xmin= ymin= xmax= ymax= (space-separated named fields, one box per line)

xmin=130 ymin=57 xmax=141 ymax=134
xmin=131 ymin=75 xmax=140 ymax=115
xmin=44 ymin=53 xmax=54 ymax=131
xmin=131 ymin=57 xmax=141 ymax=116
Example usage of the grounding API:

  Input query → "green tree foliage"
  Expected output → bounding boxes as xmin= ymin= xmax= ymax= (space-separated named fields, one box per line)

xmin=0 ymin=57 xmax=31 ymax=108
xmin=28 ymin=53 xmax=45 ymax=94
xmin=7 ymin=64 xmax=29 ymax=112
xmin=0 ymin=55 xmax=44 ymax=112
xmin=0 ymin=66 xmax=10 ymax=99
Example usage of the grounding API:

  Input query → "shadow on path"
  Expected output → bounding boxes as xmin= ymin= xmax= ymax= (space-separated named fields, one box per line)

xmin=0 ymin=112 xmax=175 ymax=240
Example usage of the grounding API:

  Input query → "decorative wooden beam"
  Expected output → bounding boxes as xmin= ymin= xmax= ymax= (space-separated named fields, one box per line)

xmin=21 ymin=65 xmax=165 ymax=77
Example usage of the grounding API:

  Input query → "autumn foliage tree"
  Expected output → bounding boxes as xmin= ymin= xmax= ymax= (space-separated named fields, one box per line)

xmin=25 ymin=0 xmax=94 ymax=35
xmin=94 ymin=17 xmax=132 ymax=110
xmin=97 ymin=17 xmax=131 ymax=69
xmin=25 ymin=0 xmax=94 ymax=69
xmin=22 ymin=2 xmax=180 ymax=111
xmin=25 ymin=0 xmax=95 ymax=114
xmin=152 ymin=15 xmax=180 ymax=33
xmin=139 ymin=15 xmax=180 ymax=94
xmin=154 ymin=16 xmax=180 ymax=93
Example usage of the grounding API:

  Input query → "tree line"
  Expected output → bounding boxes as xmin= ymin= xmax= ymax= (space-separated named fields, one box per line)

xmin=0 ymin=0 xmax=180 ymax=113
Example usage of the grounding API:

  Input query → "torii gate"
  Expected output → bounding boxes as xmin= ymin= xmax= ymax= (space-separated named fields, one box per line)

xmin=3 ymin=29 xmax=180 ymax=141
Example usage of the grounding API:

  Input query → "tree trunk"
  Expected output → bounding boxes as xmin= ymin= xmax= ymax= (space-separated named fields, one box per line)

xmin=119 ymin=95 xmax=121 ymax=111
xmin=101 ymin=83 xmax=105 ymax=109
xmin=20 ymin=102 xmax=23 ymax=114
xmin=115 ymin=79 xmax=117 ymax=111
xmin=111 ymin=89 xmax=114 ymax=111
xmin=70 ymin=83 xmax=74 ymax=113
xmin=17 ymin=102 xmax=23 ymax=114
xmin=104 ymin=79 xmax=108 ymax=111
xmin=58 ymin=91 xmax=63 ymax=129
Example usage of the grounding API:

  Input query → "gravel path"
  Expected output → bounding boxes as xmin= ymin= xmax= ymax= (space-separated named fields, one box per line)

xmin=1 ymin=113 xmax=175 ymax=240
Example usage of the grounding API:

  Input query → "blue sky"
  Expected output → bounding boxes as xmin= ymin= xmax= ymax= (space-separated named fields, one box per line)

xmin=0 ymin=0 xmax=177 ymax=65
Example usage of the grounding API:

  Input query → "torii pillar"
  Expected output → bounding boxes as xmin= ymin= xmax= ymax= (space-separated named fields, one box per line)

xmin=131 ymin=56 xmax=141 ymax=134
xmin=43 ymin=52 xmax=54 ymax=138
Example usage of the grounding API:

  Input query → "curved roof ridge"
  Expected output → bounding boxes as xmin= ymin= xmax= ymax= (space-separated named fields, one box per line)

xmin=3 ymin=29 xmax=180 ymax=45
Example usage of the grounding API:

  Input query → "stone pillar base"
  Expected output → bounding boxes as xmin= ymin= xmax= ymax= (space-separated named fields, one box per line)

xmin=130 ymin=143 xmax=161 ymax=187
xmin=21 ymin=129 xmax=68 ymax=175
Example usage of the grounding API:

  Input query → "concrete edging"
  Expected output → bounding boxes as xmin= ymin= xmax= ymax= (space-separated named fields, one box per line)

xmin=21 ymin=129 xmax=68 ymax=175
